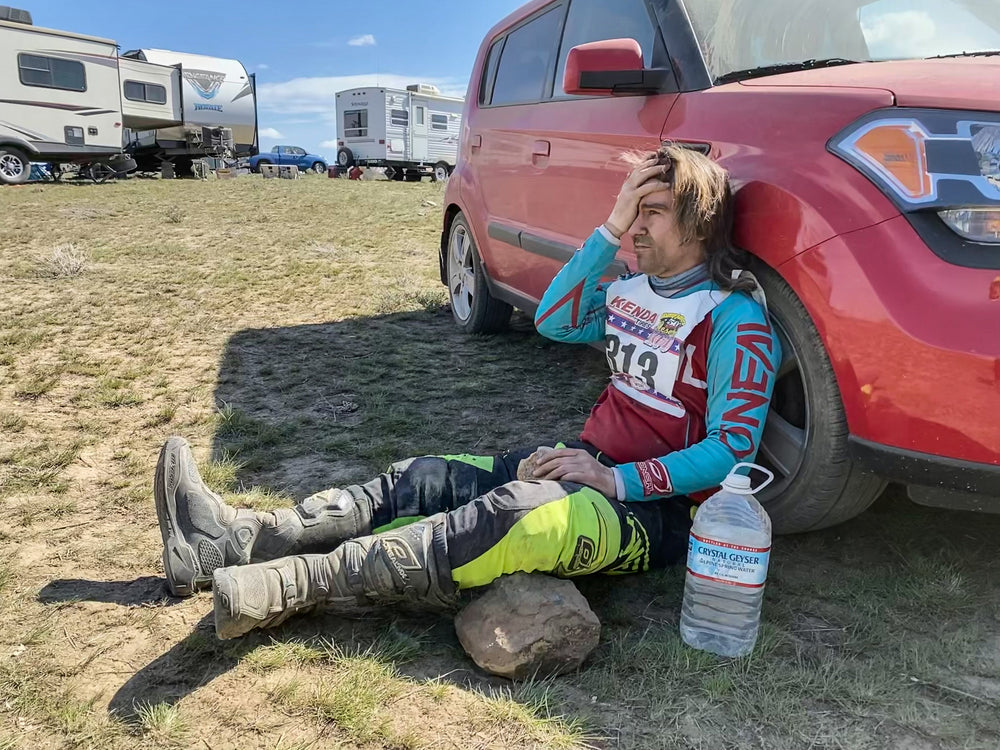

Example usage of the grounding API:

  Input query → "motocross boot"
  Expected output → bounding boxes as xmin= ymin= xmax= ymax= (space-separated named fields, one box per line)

xmin=155 ymin=436 xmax=371 ymax=596
xmin=212 ymin=514 xmax=455 ymax=639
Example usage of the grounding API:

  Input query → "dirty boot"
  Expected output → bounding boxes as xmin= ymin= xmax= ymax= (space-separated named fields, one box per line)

xmin=212 ymin=514 xmax=455 ymax=639
xmin=155 ymin=436 xmax=371 ymax=597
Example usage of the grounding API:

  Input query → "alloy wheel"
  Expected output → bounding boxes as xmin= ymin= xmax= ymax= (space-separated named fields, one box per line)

xmin=448 ymin=224 xmax=476 ymax=321
xmin=0 ymin=154 xmax=25 ymax=180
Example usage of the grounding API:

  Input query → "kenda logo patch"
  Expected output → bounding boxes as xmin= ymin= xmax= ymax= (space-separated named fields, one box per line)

xmin=636 ymin=459 xmax=672 ymax=496
xmin=686 ymin=533 xmax=770 ymax=587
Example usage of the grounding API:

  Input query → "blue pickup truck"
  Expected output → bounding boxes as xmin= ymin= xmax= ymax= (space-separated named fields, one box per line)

xmin=249 ymin=146 xmax=328 ymax=174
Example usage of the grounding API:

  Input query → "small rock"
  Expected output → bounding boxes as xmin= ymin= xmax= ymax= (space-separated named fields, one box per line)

xmin=454 ymin=573 xmax=601 ymax=679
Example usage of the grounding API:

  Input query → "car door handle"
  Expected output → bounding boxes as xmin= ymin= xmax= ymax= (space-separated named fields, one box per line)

xmin=532 ymin=140 xmax=550 ymax=157
xmin=470 ymin=134 xmax=482 ymax=149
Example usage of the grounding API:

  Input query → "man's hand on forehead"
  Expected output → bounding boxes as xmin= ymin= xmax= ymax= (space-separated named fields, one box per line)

xmin=605 ymin=160 xmax=672 ymax=239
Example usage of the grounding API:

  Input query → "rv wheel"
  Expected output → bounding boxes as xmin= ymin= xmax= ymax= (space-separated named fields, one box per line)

xmin=87 ymin=163 xmax=117 ymax=184
xmin=0 ymin=147 xmax=29 ymax=185
xmin=432 ymin=162 xmax=450 ymax=183
xmin=337 ymin=148 xmax=355 ymax=168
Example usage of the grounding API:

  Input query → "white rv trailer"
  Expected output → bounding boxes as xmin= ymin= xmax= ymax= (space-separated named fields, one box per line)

xmin=334 ymin=84 xmax=463 ymax=182
xmin=0 ymin=6 xmax=137 ymax=184
xmin=121 ymin=49 xmax=258 ymax=174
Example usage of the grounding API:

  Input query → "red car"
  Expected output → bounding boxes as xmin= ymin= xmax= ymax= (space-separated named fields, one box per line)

xmin=439 ymin=0 xmax=1000 ymax=533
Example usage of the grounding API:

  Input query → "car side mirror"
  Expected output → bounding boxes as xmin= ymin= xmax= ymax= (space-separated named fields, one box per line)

xmin=563 ymin=38 xmax=671 ymax=96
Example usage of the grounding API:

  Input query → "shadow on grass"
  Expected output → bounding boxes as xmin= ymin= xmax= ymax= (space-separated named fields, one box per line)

xmin=208 ymin=306 xmax=605 ymax=496
xmin=105 ymin=612 xmax=251 ymax=724
xmin=37 ymin=576 xmax=181 ymax=607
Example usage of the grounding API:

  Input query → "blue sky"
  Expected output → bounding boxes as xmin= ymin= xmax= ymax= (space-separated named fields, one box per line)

xmin=25 ymin=1 xmax=526 ymax=157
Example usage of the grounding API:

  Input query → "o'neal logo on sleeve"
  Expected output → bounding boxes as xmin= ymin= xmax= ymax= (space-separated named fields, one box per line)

xmin=636 ymin=459 xmax=672 ymax=496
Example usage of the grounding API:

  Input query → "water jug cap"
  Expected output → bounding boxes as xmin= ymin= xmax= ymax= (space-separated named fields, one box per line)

xmin=722 ymin=473 xmax=752 ymax=492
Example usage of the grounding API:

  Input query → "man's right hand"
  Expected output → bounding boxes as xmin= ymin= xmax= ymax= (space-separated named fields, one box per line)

xmin=604 ymin=157 xmax=671 ymax=239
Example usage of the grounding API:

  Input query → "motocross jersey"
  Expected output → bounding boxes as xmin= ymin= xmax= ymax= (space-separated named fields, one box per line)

xmin=534 ymin=227 xmax=780 ymax=503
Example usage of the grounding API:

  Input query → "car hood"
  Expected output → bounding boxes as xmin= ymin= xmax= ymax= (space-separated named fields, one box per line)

xmin=738 ymin=58 xmax=1000 ymax=111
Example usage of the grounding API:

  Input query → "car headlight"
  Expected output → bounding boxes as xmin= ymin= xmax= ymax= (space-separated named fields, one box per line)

xmin=829 ymin=109 xmax=1000 ymax=245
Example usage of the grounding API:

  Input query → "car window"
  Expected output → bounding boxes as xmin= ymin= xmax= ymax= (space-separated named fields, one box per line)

xmin=555 ymin=0 xmax=657 ymax=97
xmin=490 ymin=6 xmax=564 ymax=106
xmin=478 ymin=38 xmax=504 ymax=105
xmin=293 ymin=147 xmax=305 ymax=155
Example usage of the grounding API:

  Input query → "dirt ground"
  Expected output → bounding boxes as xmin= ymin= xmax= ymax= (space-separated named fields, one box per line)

xmin=1 ymin=175 xmax=998 ymax=749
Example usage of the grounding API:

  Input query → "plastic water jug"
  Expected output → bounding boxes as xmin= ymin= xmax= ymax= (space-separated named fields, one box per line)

xmin=679 ymin=463 xmax=774 ymax=657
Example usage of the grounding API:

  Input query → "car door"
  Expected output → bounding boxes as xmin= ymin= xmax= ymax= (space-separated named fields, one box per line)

xmin=507 ymin=0 xmax=680 ymax=302
xmin=465 ymin=2 xmax=567 ymax=289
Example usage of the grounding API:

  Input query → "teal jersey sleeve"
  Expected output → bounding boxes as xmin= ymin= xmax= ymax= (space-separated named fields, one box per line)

xmin=616 ymin=293 xmax=781 ymax=500
xmin=534 ymin=228 xmax=619 ymax=344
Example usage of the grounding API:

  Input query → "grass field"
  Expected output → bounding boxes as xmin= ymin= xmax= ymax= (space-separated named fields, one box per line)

xmin=1 ymin=174 xmax=998 ymax=750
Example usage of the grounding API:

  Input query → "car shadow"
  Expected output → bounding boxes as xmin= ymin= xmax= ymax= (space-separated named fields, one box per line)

xmin=208 ymin=306 xmax=605 ymax=496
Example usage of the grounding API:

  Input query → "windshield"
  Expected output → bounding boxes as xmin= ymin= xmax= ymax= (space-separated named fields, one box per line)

xmin=685 ymin=0 xmax=1000 ymax=81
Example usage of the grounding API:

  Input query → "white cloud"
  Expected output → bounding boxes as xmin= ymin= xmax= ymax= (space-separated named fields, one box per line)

xmin=257 ymin=63 xmax=270 ymax=70
xmin=256 ymin=74 xmax=468 ymax=120
xmin=348 ymin=34 xmax=376 ymax=47
xmin=259 ymin=127 xmax=284 ymax=139
xmin=319 ymin=139 xmax=340 ymax=149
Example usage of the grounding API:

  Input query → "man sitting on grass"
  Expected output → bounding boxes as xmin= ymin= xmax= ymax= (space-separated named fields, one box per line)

xmin=153 ymin=144 xmax=780 ymax=639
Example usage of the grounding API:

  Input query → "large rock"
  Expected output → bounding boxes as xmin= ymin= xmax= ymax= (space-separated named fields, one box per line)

xmin=454 ymin=573 xmax=601 ymax=679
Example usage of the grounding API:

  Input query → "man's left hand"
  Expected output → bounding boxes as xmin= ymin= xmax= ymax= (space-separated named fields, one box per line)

xmin=531 ymin=448 xmax=616 ymax=499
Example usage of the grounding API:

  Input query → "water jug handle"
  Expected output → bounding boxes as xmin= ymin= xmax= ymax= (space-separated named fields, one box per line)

xmin=731 ymin=462 xmax=775 ymax=493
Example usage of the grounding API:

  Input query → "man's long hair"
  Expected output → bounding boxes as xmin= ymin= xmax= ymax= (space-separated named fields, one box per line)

xmin=625 ymin=143 xmax=756 ymax=293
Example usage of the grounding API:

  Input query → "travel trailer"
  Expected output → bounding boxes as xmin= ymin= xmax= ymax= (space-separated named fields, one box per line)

xmin=0 ymin=6 xmax=137 ymax=184
xmin=0 ymin=6 xmax=258 ymax=183
xmin=334 ymin=84 xmax=463 ymax=182
xmin=121 ymin=49 xmax=259 ymax=174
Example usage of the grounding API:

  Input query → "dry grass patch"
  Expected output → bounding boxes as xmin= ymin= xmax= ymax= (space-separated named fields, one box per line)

xmin=38 ymin=243 xmax=88 ymax=278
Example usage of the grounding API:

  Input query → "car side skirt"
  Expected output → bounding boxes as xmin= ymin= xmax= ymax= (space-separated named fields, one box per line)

xmin=849 ymin=435 xmax=1000 ymax=500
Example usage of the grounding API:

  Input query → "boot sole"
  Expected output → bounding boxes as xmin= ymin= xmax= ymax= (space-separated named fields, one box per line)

xmin=154 ymin=437 xmax=208 ymax=597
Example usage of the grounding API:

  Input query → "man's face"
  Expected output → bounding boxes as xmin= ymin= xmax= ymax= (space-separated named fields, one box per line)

xmin=627 ymin=187 xmax=707 ymax=278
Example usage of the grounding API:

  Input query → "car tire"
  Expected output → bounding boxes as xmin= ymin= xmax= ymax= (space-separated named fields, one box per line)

xmin=311 ymin=161 xmax=326 ymax=174
xmin=255 ymin=159 xmax=271 ymax=173
xmin=432 ymin=162 xmax=451 ymax=183
xmin=447 ymin=213 xmax=512 ymax=334
xmin=337 ymin=148 xmax=355 ymax=168
xmin=0 ymin=146 xmax=30 ymax=185
xmin=752 ymin=262 xmax=887 ymax=533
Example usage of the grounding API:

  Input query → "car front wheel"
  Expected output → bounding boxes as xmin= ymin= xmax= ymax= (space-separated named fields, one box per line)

xmin=447 ymin=213 xmax=512 ymax=334
xmin=311 ymin=161 xmax=326 ymax=174
xmin=753 ymin=263 xmax=887 ymax=533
